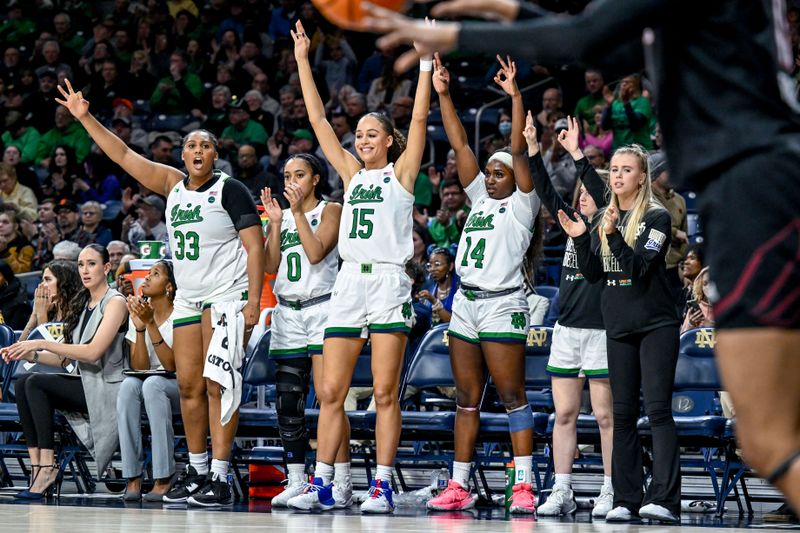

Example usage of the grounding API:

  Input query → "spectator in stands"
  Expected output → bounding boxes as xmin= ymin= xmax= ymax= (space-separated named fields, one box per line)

xmin=42 ymin=145 xmax=83 ymax=203
xmin=84 ymin=59 xmax=129 ymax=118
xmin=128 ymin=50 xmax=157 ymax=101
xmin=79 ymin=201 xmax=112 ymax=247
xmin=424 ymin=149 xmax=457 ymax=214
xmin=107 ymin=241 xmax=130 ymax=278
xmin=412 ymin=223 xmax=433 ymax=269
xmin=192 ymin=84 xmax=231 ymax=137
xmin=150 ymin=50 xmax=203 ymax=115
xmin=543 ymin=118 xmax=578 ymax=201
xmin=429 ymin=178 xmax=469 ymax=248
xmin=418 ymin=247 xmax=459 ymax=324
xmin=35 ymin=41 xmax=73 ymax=81
xmin=0 ymin=205 xmax=34 ymax=274
xmin=315 ymin=34 xmax=357 ymax=94
xmin=31 ymin=199 xmax=59 ymax=270
xmin=583 ymin=144 xmax=607 ymax=170
xmin=53 ymin=241 xmax=81 ymax=262
xmin=25 ymin=69 xmax=60 ymax=136
xmin=535 ymin=87 xmax=563 ymax=131
xmin=681 ymin=266 xmax=714 ymax=333
xmin=2 ymin=111 xmax=41 ymax=166
xmin=3 ymin=144 xmax=41 ymax=201
xmin=0 ymin=259 xmax=31 ymax=329
xmin=36 ymin=106 xmax=92 ymax=166
xmin=115 ymin=253 xmax=137 ymax=298
xmin=0 ymin=163 xmax=37 ymax=221
xmin=601 ymin=74 xmax=654 ymax=150
xmin=149 ymin=136 xmax=180 ymax=169
xmin=252 ymin=72 xmax=281 ymax=116
xmin=220 ymin=99 xmax=269 ymax=155
xmin=0 ymin=3 xmax=35 ymax=46
xmin=55 ymin=199 xmax=94 ymax=248
xmin=52 ymin=13 xmax=85 ymax=56
xmin=19 ymin=259 xmax=81 ymax=342
xmin=344 ymin=92 xmax=367 ymax=129
xmin=277 ymin=85 xmax=299 ymax=130
xmin=118 ymin=261 xmax=180 ymax=502
xmin=558 ymin=144 xmax=680 ymax=522
xmin=580 ymin=105 xmax=613 ymax=158
xmin=124 ymin=195 xmax=168 ymax=251
xmin=210 ymin=29 xmax=242 ymax=70
xmin=574 ymin=69 xmax=605 ymax=133
xmin=680 ymin=244 xmax=704 ymax=314
xmin=331 ymin=112 xmax=356 ymax=155
xmin=366 ymin=56 xmax=412 ymax=113
xmin=110 ymin=116 xmax=148 ymax=154
xmin=243 ymin=89 xmax=276 ymax=136
xmin=526 ymin=114 xmax=614 ymax=517
xmin=236 ymin=144 xmax=279 ymax=201
xmin=268 ymin=0 xmax=299 ymax=41
xmin=649 ymin=153 xmax=688 ymax=306
xmin=2 ymin=244 xmax=128 ymax=500
xmin=390 ymin=96 xmax=414 ymax=136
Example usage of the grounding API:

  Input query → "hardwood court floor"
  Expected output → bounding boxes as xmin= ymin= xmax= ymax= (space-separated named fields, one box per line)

xmin=0 ymin=496 xmax=796 ymax=533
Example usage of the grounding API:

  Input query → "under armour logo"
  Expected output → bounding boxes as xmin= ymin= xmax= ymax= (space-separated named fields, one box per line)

xmin=565 ymin=274 xmax=575 ymax=282
xmin=607 ymin=280 xmax=617 ymax=286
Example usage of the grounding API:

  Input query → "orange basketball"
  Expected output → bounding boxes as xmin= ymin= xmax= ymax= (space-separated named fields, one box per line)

xmin=312 ymin=0 xmax=410 ymax=30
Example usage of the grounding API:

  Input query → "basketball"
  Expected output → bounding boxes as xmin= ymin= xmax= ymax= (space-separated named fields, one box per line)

xmin=311 ymin=0 xmax=409 ymax=30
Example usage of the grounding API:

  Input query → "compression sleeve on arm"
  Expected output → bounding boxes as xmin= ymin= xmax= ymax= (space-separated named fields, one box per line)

xmin=221 ymin=179 xmax=261 ymax=231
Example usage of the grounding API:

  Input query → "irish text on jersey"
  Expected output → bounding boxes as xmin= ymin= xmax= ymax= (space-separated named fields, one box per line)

xmin=463 ymin=211 xmax=495 ymax=233
xmin=280 ymin=229 xmax=302 ymax=252
xmin=170 ymin=203 xmax=204 ymax=227
xmin=348 ymin=184 xmax=385 ymax=205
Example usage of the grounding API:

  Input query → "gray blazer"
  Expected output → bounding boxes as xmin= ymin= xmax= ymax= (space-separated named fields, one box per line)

xmin=64 ymin=288 xmax=127 ymax=477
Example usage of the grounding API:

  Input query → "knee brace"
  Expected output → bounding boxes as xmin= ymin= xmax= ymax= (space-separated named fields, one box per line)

xmin=507 ymin=404 xmax=534 ymax=433
xmin=276 ymin=359 xmax=311 ymax=447
xmin=766 ymin=449 xmax=800 ymax=485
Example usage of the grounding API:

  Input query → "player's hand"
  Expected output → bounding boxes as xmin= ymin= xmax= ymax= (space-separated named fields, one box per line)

xmin=602 ymin=205 xmax=619 ymax=235
xmin=523 ymin=111 xmax=539 ymax=156
xmin=493 ymin=55 xmax=518 ymax=97
xmin=284 ymin=182 xmax=304 ymax=215
xmin=413 ymin=17 xmax=436 ymax=62
xmin=432 ymin=53 xmax=450 ymax=96
xmin=291 ymin=20 xmax=311 ymax=61
xmin=260 ymin=187 xmax=283 ymax=224
xmin=557 ymin=209 xmax=588 ymax=238
xmin=422 ymin=0 xmax=520 ymax=21
xmin=241 ymin=300 xmax=259 ymax=331
xmin=54 ymin=79 xmax=90 ymax=120
xmin=557 ymin=115 xmax=581 ymax=157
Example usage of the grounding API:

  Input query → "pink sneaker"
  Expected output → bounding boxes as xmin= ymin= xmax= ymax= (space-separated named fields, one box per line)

xmin=508 ymin=483 xmax=537 ymax=514
xmin=427 ymin=481 xmax=475 ymax=511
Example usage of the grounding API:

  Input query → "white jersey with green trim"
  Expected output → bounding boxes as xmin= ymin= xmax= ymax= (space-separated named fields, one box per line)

xmin=166 ymin=172 xmax=248 ymax=301
xmin=456 ymin=173 xmax=541 ymax=291
xmin=338 ymin=162 xmax=414 ymax=266
xmin=274 ymin=201 xmax=338 ymax=301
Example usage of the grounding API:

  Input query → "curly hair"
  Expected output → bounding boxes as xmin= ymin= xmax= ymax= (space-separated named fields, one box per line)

xmin=43 ymin=259 xmax=82 ymax=322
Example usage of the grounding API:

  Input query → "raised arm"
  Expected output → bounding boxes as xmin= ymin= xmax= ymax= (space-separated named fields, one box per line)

xmin=558 ymin=114 xmax=607 ymax=208
xmin=494 ymin=55 xmax=533 ymax=193
xmin=261 ymin=188 xmax=283 ymax=275
xmin=394 ymin=22 xmax=434 ymax=192
xmin=285 ymin=187 xmax=341 ymax=264
xmin=55 ymin=80 xmax=183 ymax=197
xmin=524 ymin=111 xmax=572 ymax=216
xmin=431 ymin=53 xmax=480 ymax=187
xmin=292 ymin=22 xmax=361 ymax=188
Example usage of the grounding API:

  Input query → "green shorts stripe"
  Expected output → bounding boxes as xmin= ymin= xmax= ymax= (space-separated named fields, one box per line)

xmin=324 ymin=326 xmax=363 ymax=338
xmin=546 ymin=365 xmax=582 ymax=377
xmin=478 ymin=332 xmax=528 ymax=343
xmin=582 ymin=368 xmax=609 ymax=378
xmin=448 ymin=330 xmax=479 ymax=345
xmin=269 ymin=347 xmax=308 ymax=357
xmin=308 ymin=344 xmax=324 ymax=355
xmin=369 ymin=322 xmax=411 ymax=333
xmin=174 ymin=316 xmax=201 ymax=327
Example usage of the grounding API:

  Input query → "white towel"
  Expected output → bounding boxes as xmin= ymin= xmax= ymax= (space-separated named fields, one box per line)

xmin=203 ymin=300 xmax=246 ymax=426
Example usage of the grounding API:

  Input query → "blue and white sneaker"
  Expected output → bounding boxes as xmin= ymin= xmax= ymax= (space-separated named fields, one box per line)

xmin=360 ymin=479 xmax=395 ymax=514
xmin=286 ymin=477 xmax=335 ymax=511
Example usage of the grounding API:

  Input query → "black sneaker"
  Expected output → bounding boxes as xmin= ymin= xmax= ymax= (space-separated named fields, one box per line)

xmin=765 ymin=503 xmax=799 ymax=523
xmin=162 ymin=465 xmax=206 ymax=503
xmin=187 ymin=473 xmax=232 ymax=507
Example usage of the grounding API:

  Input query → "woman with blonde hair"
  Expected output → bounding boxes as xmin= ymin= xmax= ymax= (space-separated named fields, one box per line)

xmin=558 ymin=143 xmax=680 ymax=523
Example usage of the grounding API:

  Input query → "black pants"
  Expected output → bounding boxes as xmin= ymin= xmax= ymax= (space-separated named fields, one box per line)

xmin=607 ymin=326 xmax=680 ymax=515
xmin=15 ymin=374 xmax=87 ymax=450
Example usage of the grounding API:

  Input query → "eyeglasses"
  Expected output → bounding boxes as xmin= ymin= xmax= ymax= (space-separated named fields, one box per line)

xmin=426 ymin=261 xmax=446 ymax=269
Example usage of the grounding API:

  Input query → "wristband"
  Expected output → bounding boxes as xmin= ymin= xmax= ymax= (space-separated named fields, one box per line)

xmin=152 ymin=339 xmax=164 ymax=348
xmin=419 ymin=59 xmax=433 ymax=72
xmin=136 ymin=327 xmax=146 ymax=333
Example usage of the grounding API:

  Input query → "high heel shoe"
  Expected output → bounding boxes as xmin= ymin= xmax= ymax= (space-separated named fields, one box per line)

xmin=15 ymin=464 xmax=60 ymax=500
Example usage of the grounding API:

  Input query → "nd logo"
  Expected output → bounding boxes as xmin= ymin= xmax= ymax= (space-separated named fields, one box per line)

xmin=694 ymin=329 xmax=716 ymax=349
xmin=46 ymin=323 xmax=64 ymax=341
xmin=527 ymin=328 xmax=548 ymax=347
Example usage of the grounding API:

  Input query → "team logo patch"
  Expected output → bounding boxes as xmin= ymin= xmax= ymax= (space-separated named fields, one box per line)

xmin=511 ymin=312 xmax=526 ymax=330
xmin=208 ymin=196 xmax=216 ymax=203
xmin=383 ymin=177 xmax=391 ymax=183
xmin=499 ymin=207 xmax=506 ymax=213
xmin=401 ymin=302 xmax=413 ymax=320
xmin=644 ymin=228 xmax=666 ymax=252
xmin=311 ymin=218 xmax=318 ymax=226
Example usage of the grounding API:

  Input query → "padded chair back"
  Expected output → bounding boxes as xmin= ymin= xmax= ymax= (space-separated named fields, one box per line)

xmin=242 ymin=330 xmax=275 ymax=387
xmin=524 ymin=326 xmax=553 ymax=388
xmin=350 ymin=340 xmax=374 ymax=388
xmin=401 ymin=324 xmax=453 ymax=393
xmin=675 ymin=328 xmax=719 ymax=390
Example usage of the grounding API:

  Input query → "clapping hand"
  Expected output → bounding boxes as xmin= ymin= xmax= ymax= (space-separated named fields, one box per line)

xmin=602 ymin=205 xmax=619 ymax=235
xmin=557 ymin=209 xmax=588 ymax=238
xmin=260 ymin=187 xmax=283 ymax=224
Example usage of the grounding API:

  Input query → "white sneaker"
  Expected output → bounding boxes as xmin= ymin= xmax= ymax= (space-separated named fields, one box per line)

xmin=639 ymin=503 xmax=680 ymax=523
xmin=537 ymin=485 xmax=577 ymax=516
xmin=286 ymin=478 xmax=335 ymax=511
xmin=332 ymin=481 xmax=353 ymax=508
xmin=605 ymin=506 xmax=634 ymax=522
xmin=359 ymin=479 xmax=395 ymax=514
xmin=592 ymin=484 xmax=614 ymax=518
xmin=271 ymin=477 xmax=307 ymax=508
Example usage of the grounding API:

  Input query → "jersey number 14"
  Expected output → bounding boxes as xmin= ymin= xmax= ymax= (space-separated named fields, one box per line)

xmin=460 ymin=236 xmax=486 ymax=269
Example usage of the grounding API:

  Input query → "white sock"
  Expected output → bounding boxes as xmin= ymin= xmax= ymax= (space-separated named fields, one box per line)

xmin=314 ymin=462 xmax=334 ymax=485
xmin=375 ymin=464 xmax=393 ymax=482
xmin=334 ymin=462 xmax=352 ymax=486
xmin=514 ymin=456 xmax=532 ymax=485
xmin=554 ymin=473 xmax=572 ymax=490
xmin=287 ymin=463 xmax=306 ymax=483
xmin=452 ymin=461 xmax=471 ymax=489
xmin=210 ymin=459 xmax=228 ymax=480
xmin=189 ymin=452 xmax=208 ymax=475
xmin=603 ymin=475 xmax=613 ymax=490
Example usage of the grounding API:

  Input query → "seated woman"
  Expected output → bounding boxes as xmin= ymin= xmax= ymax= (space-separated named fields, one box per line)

xmin=0 ymin=259 xmax=32 ymax=330
xmin=118 ymin=260 xmax=180 ymax=502
xmin=418 ymin=247 xmax=459 ymax=325
xmin=681 ymin=266 xmax=714 ymax=333
xmin=0 ymin=205 xmax=35 ymax=274
xmin=19 ymin=259 xmax=82 ymax=341
xmin=1 ymin=244 xmax=128 ymax=500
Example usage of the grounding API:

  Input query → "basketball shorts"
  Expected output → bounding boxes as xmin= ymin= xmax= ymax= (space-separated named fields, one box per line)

xmin=173 ymin=279 xmax=250 ymax=328
xmin=448 ymin=288 xmax=529 ymax=344
xmin=547 ymin=323 xmax=608 ymax=378
xmin=270 ymin=298 xmax=329 ymax=358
